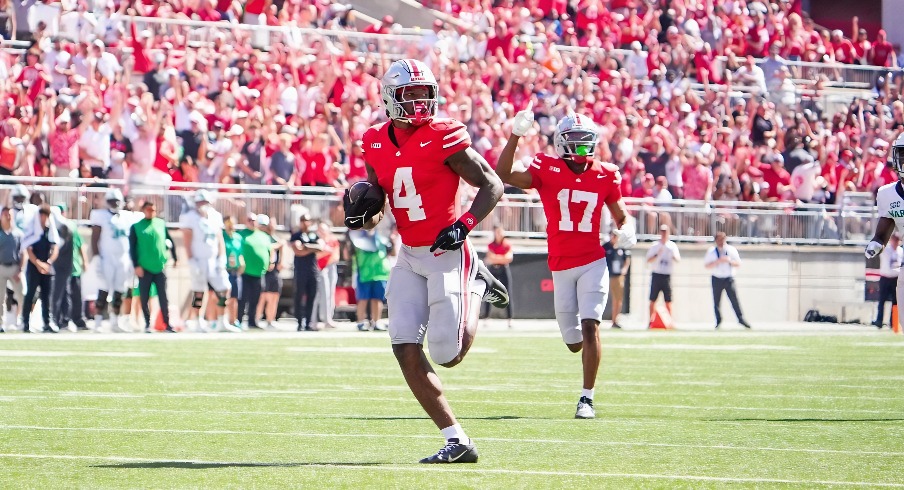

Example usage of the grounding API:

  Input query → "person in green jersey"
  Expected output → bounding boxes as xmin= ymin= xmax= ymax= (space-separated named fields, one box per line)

xmin=238 ymin=217 xmax=271 ymax=329
xmin=223 ymin=215 xmax=245 ymax=330
xmin=347 ymin=228 xmax=392 ymax=332
xmin=129 ymin=201 xmax=177 ymax=333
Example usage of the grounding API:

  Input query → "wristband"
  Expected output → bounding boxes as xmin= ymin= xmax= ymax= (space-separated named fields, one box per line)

xmin=458 ymin=212 xmax=478 ymax=232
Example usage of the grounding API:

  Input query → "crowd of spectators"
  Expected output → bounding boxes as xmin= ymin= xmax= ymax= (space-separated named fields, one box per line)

xmin=0 ymin=0 xmax=902 ymax=220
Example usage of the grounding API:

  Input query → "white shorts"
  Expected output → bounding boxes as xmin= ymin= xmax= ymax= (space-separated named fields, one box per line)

xmin=99 ymin=254 xmax=134 ymax=294
xmin=552 ymin=257 xmax=609 ymax=345
xmin=386 ymin=240 xmax=480 ymax=365
xmin=189 ymin=257 xmax=230 ymax=293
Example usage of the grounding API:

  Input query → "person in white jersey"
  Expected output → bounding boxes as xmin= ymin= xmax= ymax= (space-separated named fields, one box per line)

xmin=866 ymin=134 xmax=904 ymax=320
xmin=90 ymin=188 xmax=141 ymax=332
xmin=178 ymin=189 xmax=230 ymax=332
xmin=645 ymin=224 xmax=680 ymax=327
xmin=873 ymin=233 xmax=902 ymax=328
xmin=703 ymin=231 xmax=752 ymax=329
xmin=4 ymin=185 xmax=37 ymax=328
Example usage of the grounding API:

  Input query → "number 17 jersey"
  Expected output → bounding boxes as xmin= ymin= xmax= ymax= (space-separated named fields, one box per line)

xmin=362 ymin=118 xmax=471 ymax=247
xmin=528 ymin=154 xmax=622 ymax=271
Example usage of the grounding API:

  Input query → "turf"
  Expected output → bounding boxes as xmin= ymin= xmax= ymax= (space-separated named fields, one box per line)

xmin=1 ymin=323 xmax=903 ymax=489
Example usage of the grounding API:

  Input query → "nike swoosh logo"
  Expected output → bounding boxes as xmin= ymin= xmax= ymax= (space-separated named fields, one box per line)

xmin=347 ymin=218 xmax=361 ymax=224
xmin=597 ymin=174 xmax=605 ymax=179
xmin=420 ymin=141 xmax=432 ymax=147
xmin=448 ymin=450 xmax=470 ymax=462
xmin=433 ymin=251 xmax=447 ymax=257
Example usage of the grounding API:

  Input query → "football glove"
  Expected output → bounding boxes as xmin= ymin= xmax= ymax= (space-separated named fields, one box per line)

xmin=511 ymin=102 xmax=534 ymax=137
xmin=430 ymin=220 xmax=469 ymax=253
xmin=613 ymin=220 xmax=637 ymax=249
xmin=865 ymin=240 xmax=884 ymax=260
xmin=343 ymin=188 xmax=381 ymax=230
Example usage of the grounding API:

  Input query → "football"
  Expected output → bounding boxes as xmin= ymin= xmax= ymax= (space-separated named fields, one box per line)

xmin=344 ymin=181 xmax=386 ymax=226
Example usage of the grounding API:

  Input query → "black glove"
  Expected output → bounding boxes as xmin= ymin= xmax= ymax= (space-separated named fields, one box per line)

xmin=430 ymin=220 xmax=469 ymax=252
xmin=343 ymin=188 xmax=380 ymax=230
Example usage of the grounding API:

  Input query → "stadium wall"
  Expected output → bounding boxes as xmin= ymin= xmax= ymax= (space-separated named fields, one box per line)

xmin=89 ymin=229 xmax=869 ymax=325
xmin=498 ymin=244 xmax=869 ymax=324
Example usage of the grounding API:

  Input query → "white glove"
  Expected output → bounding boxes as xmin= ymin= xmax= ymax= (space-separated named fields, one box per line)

xmin=865 ymin=240 xmax=884 ymax=260
xmin=613 ymin=220 xmax=637 ymax=249
xmin=511 ymin=102 xmax=534 ymax=137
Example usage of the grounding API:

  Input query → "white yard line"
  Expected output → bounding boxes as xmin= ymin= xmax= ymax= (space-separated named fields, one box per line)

xmin=8 ymin=387 xmax=900 ymax=410
xmin=0 ymin=452 xmax=901 ymax=486
xmin=0 ymin=350 xmax=152 ymax=357
xmin=0 ymin=425 xmax=901 ymax=458
xmin=3 ymin=385 xmax=901 ymax=402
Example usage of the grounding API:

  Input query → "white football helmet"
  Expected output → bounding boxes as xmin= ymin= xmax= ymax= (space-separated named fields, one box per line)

xmin=381 ymin=59 xmax=438 ymax=126
xmin=554 ymin=113 xmax=599 ymax=162
xmin=105 ymin=188 xmax=124 ymax=211
xmin=892 ymin=133 xmax=904 ymax=180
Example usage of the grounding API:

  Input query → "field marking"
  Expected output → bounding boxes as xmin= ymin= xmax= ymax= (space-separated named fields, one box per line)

xmin=605 ymin=344 xmax=798 ymax=351
xmin=1 ymin=425 xmax=902 ymax=458
xmin=45 ymin=406 xmax=904 ymax=432
xmin=0 ymin=453 xmax=901 ymax=487
xmin=286 ymin=346 xmax=497 ymax=354
xmin=0 ymin=383 xmax=904 ymax=406
xmin=0 ymin=350 xmax=152 ymax=358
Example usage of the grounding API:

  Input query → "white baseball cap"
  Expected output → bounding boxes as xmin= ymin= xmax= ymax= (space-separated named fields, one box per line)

xmin=256 ymin=214 xmax=270 ymax=226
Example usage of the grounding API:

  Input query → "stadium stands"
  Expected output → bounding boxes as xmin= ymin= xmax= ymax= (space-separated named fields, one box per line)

xmin=0 ymin=0 xmax=899 ymax=243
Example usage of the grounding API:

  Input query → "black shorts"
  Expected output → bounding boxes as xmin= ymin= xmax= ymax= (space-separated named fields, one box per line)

xmin=649 ymin=272 xmax=672 ymax=302
xmin=263 ymin=270 xmax=282 ymax=293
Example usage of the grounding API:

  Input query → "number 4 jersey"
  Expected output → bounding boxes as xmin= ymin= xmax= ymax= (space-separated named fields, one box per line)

xmin=528 ymin=154 xmax=623 ymax=271
xmin=362 ymin=118 xmax=471 ymax=247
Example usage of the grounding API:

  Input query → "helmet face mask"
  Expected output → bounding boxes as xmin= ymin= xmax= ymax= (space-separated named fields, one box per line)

xmin=381 ymin=59 xmax=438 ymax=126
xmin=555 ymin=114 xmax=599 ymax=163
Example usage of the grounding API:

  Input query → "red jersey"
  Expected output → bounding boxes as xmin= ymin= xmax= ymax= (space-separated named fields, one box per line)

xmin=528 ymin=154 xmax=622 ymax=271
xmin=362 ymin=118 xmax=471 ymax=247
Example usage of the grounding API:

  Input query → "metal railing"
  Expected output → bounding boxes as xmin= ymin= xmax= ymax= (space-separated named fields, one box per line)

xmin=120 ymin=16 xmax=428 ymax=61
xmin=1 ymin=177 xmax=876 ymax=246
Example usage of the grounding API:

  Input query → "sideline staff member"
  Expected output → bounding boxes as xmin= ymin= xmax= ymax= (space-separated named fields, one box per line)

xmin=645 ymin=224 xmax=680 ymax=327
xmin=703 ymin=231 xmax=752 ymax=329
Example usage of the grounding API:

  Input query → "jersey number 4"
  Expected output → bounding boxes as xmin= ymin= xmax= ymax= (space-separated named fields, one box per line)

xmin=557 ymin=189 xmax=598 ymax=232
xmin=393 ymin=167 xmax=427 ymax=221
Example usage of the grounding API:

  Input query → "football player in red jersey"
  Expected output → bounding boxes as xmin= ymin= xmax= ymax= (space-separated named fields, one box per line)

xmin=344 ymin=59 xmax=510 ymax=464
xmin=496 ymin=106 xmax=637 ymax=419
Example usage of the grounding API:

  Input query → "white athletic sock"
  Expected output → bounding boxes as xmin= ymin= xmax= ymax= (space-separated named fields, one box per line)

xmin=94 ymin=315 xmax=103 ymax=330
xmin=440 ymin=424 xmax=469 ymax=445
xmin=581 ymin=388 xmax=594 ymax=401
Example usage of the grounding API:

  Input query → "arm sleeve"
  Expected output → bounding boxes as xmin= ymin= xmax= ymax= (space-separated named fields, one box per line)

xmin=877 ymin=189 xmax=889 ymax=217
xmin=645 ymin=244 xmax=658 ymax=259
xmin=527 ymin=156 xmax=543 ymax=190
xmin=129 ymin=225 xmax=139 ymax=267
xmin=729 ymin=246 xmax=741 ymax=265
xmin=670 ymin=242 xmax=681 ymax=261
xmin=702 ymin=247 xmax=717 ymax=265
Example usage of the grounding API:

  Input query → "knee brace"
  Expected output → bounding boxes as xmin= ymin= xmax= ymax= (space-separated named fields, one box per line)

xmin=96 ymin=290 xmax=109 ymax=313
xmin=214 ymin=291 xmax=227 ymax=308
xmin=111 ymin=292 xmax=123 ymax=311
xmin=191 ymin=292 xmax=204 ymax=309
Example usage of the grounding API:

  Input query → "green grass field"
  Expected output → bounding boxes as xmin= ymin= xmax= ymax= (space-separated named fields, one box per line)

xmin=1 ymin=323 xmax=903 ymax=488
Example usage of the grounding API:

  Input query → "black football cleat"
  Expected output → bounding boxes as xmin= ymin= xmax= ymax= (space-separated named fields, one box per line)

xmin=419 ymin=438 xmax=479 ymax=464
xmin=476 ymin=261 xmax=509 ymax=309
xmin=740 ymin=320 xmax=752 ymax=329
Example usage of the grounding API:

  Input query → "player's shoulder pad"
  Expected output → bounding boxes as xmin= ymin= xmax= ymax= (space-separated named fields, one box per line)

xmin=361 ymin=122 xmax=387 ymax=146
xmin=428 ymin=117 xmax=466 ymax=134
xmin=598 ymin=161 xmax=622 ymax=184
xmin=529 ymin=153 xmax=559 ymax=171
xmin=429 ymin=118 xmax=470 ymax=149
